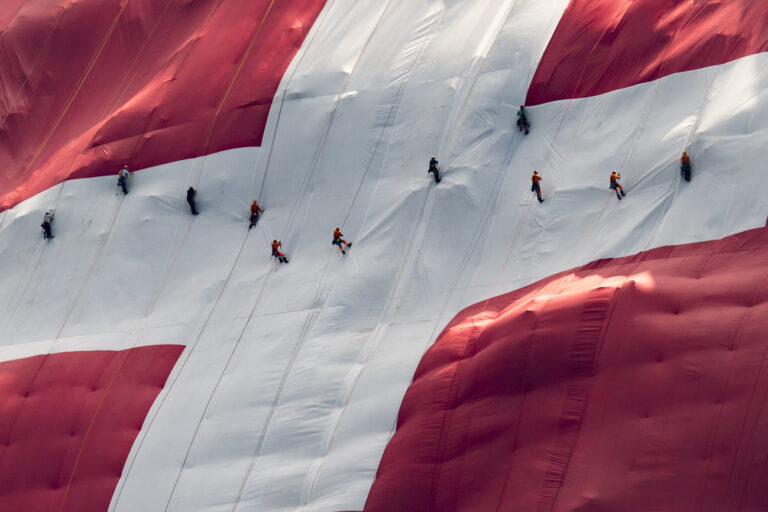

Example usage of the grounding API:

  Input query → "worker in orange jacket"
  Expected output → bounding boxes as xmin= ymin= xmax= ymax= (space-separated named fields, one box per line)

xmin=249 ymin=200 xmax=264 ymax=229
xmin=610 ymin=171 xmax=625 ymax=200
xmin=680 ymin=151 xmax=691 ymax=181
xmin=332 ymin=227 xmax=352 ymax=254
xmin=531 ymin=170 xmax=543 ymax=203
xmin=271 ymin=240 xmax=288 ymax=263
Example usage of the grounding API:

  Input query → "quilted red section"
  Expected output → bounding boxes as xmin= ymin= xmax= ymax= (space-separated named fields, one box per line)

xmin=0 ymin=345 xmax=183 ymax=511
xmin=364 ymin=226 xmax=768 ymax=511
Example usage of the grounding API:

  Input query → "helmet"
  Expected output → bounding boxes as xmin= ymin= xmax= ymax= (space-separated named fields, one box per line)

xmin=253 ymin=199 xmax=257 ymax=203
xmin=273 ymin=240 xmax=277 ymax=243
xmin=682 ymin=151 xmax=687 ymax=156
xmin=533 ymin=170 xmax=539 ymax=174
xmin=520 ymin=105 xmax=524 ymax=108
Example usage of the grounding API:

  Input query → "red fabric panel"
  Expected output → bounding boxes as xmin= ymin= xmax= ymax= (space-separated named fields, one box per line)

xmin=0 ymin=345 xmax=183 ymax=512
xmin=0 ymin=0 xmax=327 ymax=211
xmin=526 ymin=0 xmax=768 ymax=106
xmin=363 ymin=226 xmax=768 ymax=511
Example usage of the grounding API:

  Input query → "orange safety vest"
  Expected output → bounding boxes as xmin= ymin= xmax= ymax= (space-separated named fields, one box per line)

xmin=532 ymin=174 xmax=542 ymax=185
xmin=333 ymin=229 xmax=343 ymax=239
xmin=271 ymin=241 xmax=281 ymax=251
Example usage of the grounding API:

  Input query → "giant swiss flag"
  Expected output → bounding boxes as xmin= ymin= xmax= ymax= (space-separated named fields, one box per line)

xmin=0 ymin=0 xmax=767 ymax=511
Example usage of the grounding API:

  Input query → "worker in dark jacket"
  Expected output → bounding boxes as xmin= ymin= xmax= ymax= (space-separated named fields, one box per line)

xmin=187 ymin=187 xmax=199 ymax=215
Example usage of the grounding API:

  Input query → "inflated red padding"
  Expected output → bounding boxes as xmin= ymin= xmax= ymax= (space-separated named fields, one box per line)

xmin=0 ymin=345 xmax=183 ymax=511
xmin=362 ymin=226 xmax=768 ymax=512
xmin=526 ymin=0 xmax=768 ymax=106
xmin=0 ymin=0 xmax=327 ymax=211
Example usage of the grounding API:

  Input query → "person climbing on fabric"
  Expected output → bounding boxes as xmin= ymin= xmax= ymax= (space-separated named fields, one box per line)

xmin=271 ymin=240 xmax=289 ymax=263
xmin=187 ymin=186 xmax=199 ymax=215
xmin=517 ymin=105 xmax=530 ymax=135
xmin=41 ymin=211 xmax=54 ymax=240
xmin=610 ymin=170 xmax=626 ymax=200
xmin=117 ymin=165 xmax=130 ymax=194
xmin=249 ymin=200 xmax=264 ymax=229
xmin=680 ymin=151 xmax=691 ymax=182
xmin=332 ymin=227 xmax=352 ymax=254
xmin=428 ymin=157 xmax=441 ymax=183
xmin=531 ymin=170 xmax=543 ymax=203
